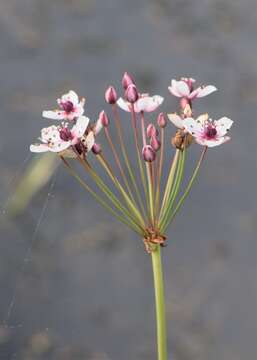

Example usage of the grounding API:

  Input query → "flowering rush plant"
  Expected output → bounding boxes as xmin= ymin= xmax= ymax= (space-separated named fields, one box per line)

xmin=30 ymin=73 xmax=233 ymax=360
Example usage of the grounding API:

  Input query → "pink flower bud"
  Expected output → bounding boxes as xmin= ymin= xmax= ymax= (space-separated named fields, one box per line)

xmin=125 ymin=84 xmax=138 ymax=104
xmin=92 ymin=143 xmax=102 ymax=155
xmin=99 ymin=110 xmax=109 ymax=127
xmin=157 ymin=113 xmax=167 ymax=128
xmin=146 ymin=124 xmax=158 ymax=138
xmin=180 ymin=97 xmax=190 ymax=110
xmin=122 ymin=72 xmax=134 ymax=90
xmin=142 ymin=145 xmax=156 ymax=162
xmin=150 ymin=135 xmax=161 ymax=151
xmin=105 ymin=86 xmax=117 ymax=104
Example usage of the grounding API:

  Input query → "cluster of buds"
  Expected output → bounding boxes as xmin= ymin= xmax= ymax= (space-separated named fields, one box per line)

xmin=30 ymin=74 xmax=233 ymax=252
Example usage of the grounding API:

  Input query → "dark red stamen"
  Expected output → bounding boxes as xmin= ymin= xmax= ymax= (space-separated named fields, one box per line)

xmin=205 ymin=126 xmax=217 ymax=139
xmin=59 ymin=128 xmax=73 ymax=141
xmin=61 ymin=101 xmax=74 ymax=113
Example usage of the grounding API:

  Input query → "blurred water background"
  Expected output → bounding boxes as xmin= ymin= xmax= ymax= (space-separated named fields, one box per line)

xmin=0 ymin=0 xmax=256 ymax=359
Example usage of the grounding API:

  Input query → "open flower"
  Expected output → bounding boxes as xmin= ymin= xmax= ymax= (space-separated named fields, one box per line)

xmin=42 ymin=90 xmax=85 ymax=121
xmin=183 ymin=116 xmax=233 ymax=147
xmin=168 ymin=78 xmax=217 ymax=100
xmin=117 ymin=93 xmax=164 ymax=113
xmin=30 ymin=116 xmax=91 ymax=155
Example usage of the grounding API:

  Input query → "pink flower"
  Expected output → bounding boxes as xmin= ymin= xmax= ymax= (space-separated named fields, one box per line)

xmin=168 ymin=113 xmax=208 ymax=129
xmin=183 ymin=116 xmax=233 ymax=147
xmin=117 ymin=93 xmax=164 ymax=113
xmin=30 ymin=116 xmax=92 ymax=156
xmin=42 ymin=90 xmax=85 ymax=121
xmin=168 ymin=78 xmax=217 ymax=100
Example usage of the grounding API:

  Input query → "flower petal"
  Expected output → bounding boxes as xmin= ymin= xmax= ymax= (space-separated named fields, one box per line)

xmin=176 ymin=80 xmax=190 ymax=97
xmin=72 ymin=116 xmax=89 ymax=138
xmin=42 ymin=110 xmax=66 ymax=120
xmin=61 ymin=90 xmax=79 ymax=105
xmin=183 ymin=117 xmax=204 ymax=136
xmin=93 ymin=117 xmax=103 ymax=135
xmin=214 ymin=117 xmax=233 ymax=136
xmin=167 ymin=113 xmax=184 ymax=129
xmin=117 ymin=98 xmax=130 ymax=112
xmin=136 ymin=95 xmax=164 ymax=112
xmin=30 ymin=144 xmax=49 ymax=153
xmin=193 ymin=85 xmax=217 ymax=98
xmin=196 ymin=136 xmax=230 ymax=147
xmin=84 ymin=131 xmax=95 ymax=153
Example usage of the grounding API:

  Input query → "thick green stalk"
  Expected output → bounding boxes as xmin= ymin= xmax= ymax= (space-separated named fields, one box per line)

xmin=151 ymin=245 xmax=167 ymax=360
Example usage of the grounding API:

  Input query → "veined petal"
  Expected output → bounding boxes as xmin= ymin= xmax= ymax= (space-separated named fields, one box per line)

xmin=136 ymin=95 xmax=164 ymax=112
xmin=42 ymin=110 xmax=66 ymax=120
xmin=215 ymin=117 xmax=233 ymax=137
xmin=167 ymin=113 xmax=184 ymax=129
xmin=71 ymin=116 xmax=89 ymax=137
xmin=194 ymin=85 xmax=217 ymax=98
xmin=117 ymin=98 xmax=130 ymax=112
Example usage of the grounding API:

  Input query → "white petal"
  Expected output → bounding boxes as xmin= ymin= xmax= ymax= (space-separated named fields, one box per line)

xmin=136 ymin=95 xmax=164 ymax=112
xmin=61 ymin=90 xmax=79 ymax=105
xmin=196 ymin=136 xmax=230 ymax=147
xmin=195 ymin=113 xmax=209 ymax=125
xmin=117 ymin=98 xmax=130 ymax=112
xmin=168 ymin=85 xmax=181 ymax=97
xmin=30 ymin=144 xmax=49 ymax=153
xmin=167 ymin=113 xmax=184 ymax=129
xmin=42 ymin=110 xmax=65 ymax=120
xmin=183 ymin=117 xmax=204 ymax=135
xmin=48 ymin=141 xmax=71 ymax=153
xmin=84 ymin=131 xmax=95 ymax=153
xmin=215 ymin=117 xmax=233 ymax=136
xmin=176 ymin=80 xmax=190 ymax=97
xmin=72 ymin=116 xmax=89 ymax=137
xmin=194 ymin=85 xmax=217 ymax=98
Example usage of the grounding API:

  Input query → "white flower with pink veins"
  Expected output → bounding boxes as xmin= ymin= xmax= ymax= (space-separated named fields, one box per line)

xmin=42 ymin=90 xmax=85 ymax=121
xmin=117 ymin=93 xmax=164 ymax=113
xmin=183 ymin=116 xmax=233 ymax=147
xmin=30 ymin=116 xmax=95 ymax=156
xmin=168 ymin=77 xmax=217 ymax=100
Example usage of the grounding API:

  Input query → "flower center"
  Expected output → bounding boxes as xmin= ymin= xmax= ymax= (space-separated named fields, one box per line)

xmin=59 ymin=127 xmax=73 ymax=141
xmin=61 ymin=101 xmax=74 ymax=113
xmin=205 ymin=126 xmax=217 ymax=139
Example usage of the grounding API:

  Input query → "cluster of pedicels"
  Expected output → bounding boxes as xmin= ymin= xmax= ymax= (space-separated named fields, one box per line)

xmin=30 ymin=73 xmax=233 ymax=252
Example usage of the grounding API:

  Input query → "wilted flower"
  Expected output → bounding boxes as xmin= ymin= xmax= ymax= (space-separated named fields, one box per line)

xmin=168 ymin=77 xmax=217 ymax=100
xmin=183 ymin=116 xmax=233 ymax=147
xmin=117 ymin=92 xmax=163 ymax=113
xmin=42 ymin=90 xmax=85 ymax=121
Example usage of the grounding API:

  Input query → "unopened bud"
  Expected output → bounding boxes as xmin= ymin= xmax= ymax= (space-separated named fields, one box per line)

xmin=150 ymin=135 xmax=161 ymax=151
xmin=122 ymin=72 xmax=134 ymax=90
xmin=125 ymin=84 xmax=138 ymax=103
xmin=142 ymin=145 xmax=156 ymax=162
xmin=146 ymin=124 xmax=158 ymax=138
xmin=99 ymin=110 xmax=109 ymax=127
xmin=105 ymin=86 xmax=117 ymax=104
xmin=92 ymin=143 xmax=102 ymax=155
xmin=157 ymin=112 xmax=167 ymax=128
xmin=180 ymin=97 xmax=190 ymax=110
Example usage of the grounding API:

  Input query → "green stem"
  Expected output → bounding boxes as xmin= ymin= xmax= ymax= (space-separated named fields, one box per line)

xmin=151 ymin=245 xmax=167 ymax=360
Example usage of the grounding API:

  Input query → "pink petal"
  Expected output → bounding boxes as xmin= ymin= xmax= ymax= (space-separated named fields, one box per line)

xmin=117 ymin=98 xmax=130 ymax=112
xmin=194 ymin=85 xmax=217 ymax=98
xmin=215 ymin=117 xmax=233 ymax=137
xmin=42 ymin=110 xmax=66 ymax=120
xmin=183 ymin=117 xmax=204 ymax=136
xmin=167 ymin=113 xmax=184 ymax=129
xmin=93 ymin=117 xmax=103 ymax=135
xmin=196 ymin=136 xmax=230 ymax=147
xmin=84 ymin=131 xmax=95 ymax=153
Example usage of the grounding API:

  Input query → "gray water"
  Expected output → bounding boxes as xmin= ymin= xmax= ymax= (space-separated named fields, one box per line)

xmin=0 ymin=0 xmax=256 ymax=359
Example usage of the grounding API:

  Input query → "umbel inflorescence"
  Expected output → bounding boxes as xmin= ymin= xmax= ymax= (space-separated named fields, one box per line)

xmin=30 ymin=74 xmax=233 ymax=253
